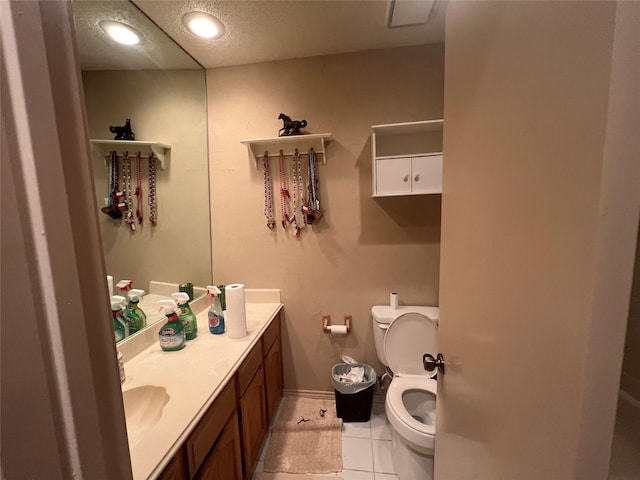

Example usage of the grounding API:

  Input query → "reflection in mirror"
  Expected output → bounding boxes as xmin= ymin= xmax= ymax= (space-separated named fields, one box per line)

xmin=72 ymin=0 xmax=211 ymax=341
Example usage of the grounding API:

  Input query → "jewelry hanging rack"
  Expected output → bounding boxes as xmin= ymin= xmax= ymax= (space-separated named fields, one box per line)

xmin=240 ymin=132 xmax=332 ymax=169
xmin=90 ymin=139 xmax=170 ymax=169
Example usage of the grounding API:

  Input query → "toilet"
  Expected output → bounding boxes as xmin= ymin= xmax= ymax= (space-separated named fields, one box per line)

xmin=372 ymin=305 xmax=439 ymax=480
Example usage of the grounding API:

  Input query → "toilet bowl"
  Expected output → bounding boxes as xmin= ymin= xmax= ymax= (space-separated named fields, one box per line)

xmin=372 ymin=307 xmax=439 ymax=480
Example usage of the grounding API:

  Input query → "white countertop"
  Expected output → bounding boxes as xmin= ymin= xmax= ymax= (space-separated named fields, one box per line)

xmin=122 ymin=300 xmax=283 ymax=479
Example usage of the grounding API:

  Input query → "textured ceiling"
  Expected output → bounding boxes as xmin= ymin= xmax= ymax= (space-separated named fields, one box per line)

xmin=73 ymin=0 xmax=200 ymax=70
xmin=133 ymin=0 xmax=446 ymax=69
xmin=74 ymin=0 xmax=446 ymax=71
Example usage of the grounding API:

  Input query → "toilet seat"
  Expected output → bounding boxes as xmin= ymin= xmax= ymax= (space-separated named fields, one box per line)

xmin=387 ymin=376 xmax=437 ymax=436
xmin=386 ymin=376 xmax=437 ymax=450
xmin=383 ymin=312 xmax=438 ymax=451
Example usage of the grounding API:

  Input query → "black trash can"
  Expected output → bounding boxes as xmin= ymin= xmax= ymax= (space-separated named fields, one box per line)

xmin=332 ymin=362 xmax=377 ymax=422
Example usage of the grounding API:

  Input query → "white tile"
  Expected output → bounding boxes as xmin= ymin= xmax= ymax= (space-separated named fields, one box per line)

xmin=258 ymin=430 xmax=271 ymax=460
xmin=370 ymin=412 xmax=392 ymax=441
xmin=372 ymin=440 xmax=395 ymax=474
xmin=340 ymin=470 xmax=375 ymax=479
xmin=374 ymin=474 xmax=399 ymax=480
xmin=342 ymin=421 xmax=372 ymax=438
xmin=342 ymin=436 xmax=374 ymax=472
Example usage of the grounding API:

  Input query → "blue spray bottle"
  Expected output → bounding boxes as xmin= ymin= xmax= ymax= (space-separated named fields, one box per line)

xmin=207 ymin=285 xmax=225 ymax=334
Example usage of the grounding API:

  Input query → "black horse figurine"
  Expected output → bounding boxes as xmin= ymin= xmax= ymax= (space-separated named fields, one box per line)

xmin=110 ymin=118 xmax=135 ymax=141
xmin=278 ymin=113 xmax=307 ymax=136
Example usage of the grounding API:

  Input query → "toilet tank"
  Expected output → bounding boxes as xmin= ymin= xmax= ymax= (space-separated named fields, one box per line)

xmin=371 ymin=305 xmax=439 ymax=367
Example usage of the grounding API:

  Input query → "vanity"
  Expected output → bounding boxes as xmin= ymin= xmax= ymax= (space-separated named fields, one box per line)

xmin=120 ymin=291 xmax=283 ymax=480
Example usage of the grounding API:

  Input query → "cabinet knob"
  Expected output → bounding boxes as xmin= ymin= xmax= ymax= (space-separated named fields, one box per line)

xmin=403 ymin=174 xmax=409 ymax=183
xmin=414 ymin=174 xmax=420 ymax=182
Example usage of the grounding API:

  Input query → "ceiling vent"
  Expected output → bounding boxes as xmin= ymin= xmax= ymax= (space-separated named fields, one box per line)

xmin=386 ymin=0 xmax=439 ymax=28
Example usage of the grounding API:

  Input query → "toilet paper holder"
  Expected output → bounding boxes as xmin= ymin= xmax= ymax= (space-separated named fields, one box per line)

xmin=322 ymin=315 xmax=351 ymax=334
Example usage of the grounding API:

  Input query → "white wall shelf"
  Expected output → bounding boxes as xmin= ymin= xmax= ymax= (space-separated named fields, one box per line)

xmin=371 ymin=119 xmax=444 ymax=197
xmin=90 ymin=139 xmax=170 ymax=169
xmin=372 ymin=119 xmax=443 ymax=136
xmin=240 ymin=133 xmax=333 ymax=169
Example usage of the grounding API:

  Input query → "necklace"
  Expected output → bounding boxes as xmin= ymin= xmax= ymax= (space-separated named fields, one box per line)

xmin=135 ymin=152 xmax=143 ymax=224
xmin=263 ymin=151 xmax=275 ymax=229
xmin=278 ymin=149 xmax=290 ymax=229
xmin=148 ymin=154 xmax=157 ymax=225
xmin=101 ymin=151 xmax=123 ymax=219
xmin=306 ymin=148 xmax=320 ymax=224
xmin=122 ymin=152 xmax=135 ymax=231
xmin=290 ymin=149 xmax=304 ymax=236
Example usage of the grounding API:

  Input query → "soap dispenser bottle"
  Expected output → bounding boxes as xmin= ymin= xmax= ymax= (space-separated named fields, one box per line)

xmin=157 ymin=299 xmax=186 ymax=351
xmin=124 ymin=289 xmax=147 ymax=335
xmin=111 ymin=295 xmax=129 ymax=343
xmin=207 ymin=285 xmax=225 ymax=335
xmin=171 ymin=292 xmax=197 ymax=341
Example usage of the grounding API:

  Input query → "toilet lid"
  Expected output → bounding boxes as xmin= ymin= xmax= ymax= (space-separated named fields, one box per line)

xmin=384 ymin=312 xmax=437 ymax=376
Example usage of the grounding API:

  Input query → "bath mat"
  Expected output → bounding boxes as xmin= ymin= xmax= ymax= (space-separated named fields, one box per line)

xmin=263 ymin=397 xmax=343 ymax=474
xmin=254 ymin=474 xmax=343 ymax=480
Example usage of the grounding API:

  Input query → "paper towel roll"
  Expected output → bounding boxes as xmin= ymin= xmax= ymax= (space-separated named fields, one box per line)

xmin=225 ymin=284 xmax=247 ymax=339
xmin=390 ymin=292 xmax=398 ymax=310
xmin=328 ymin=325 xmax=348 ymax=335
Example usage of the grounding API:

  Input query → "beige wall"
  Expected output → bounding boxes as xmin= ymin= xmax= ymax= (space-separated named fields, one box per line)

xmin=82 ymin=70 xmax=210 ymax=291
xmin=207 ymin=45 xmax=444 ymax=391
xmin=622 ymin=224 xmax=640 ymax=400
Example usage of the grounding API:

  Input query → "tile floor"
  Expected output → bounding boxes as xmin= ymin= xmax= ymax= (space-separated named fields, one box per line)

xmin=252 ymin=401 xmax=398 ymax=480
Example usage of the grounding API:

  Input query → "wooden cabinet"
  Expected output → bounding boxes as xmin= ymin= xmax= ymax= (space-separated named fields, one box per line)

xmin=237 ymin=343 xmax=268 ymax=479
xmin=155 ymin=315 xmax=283 ymax=480
xmin=156 ymin=450 xmax=187 ymax=480
xmin=193 ymin=412 xmax=243 ymax=480
xmin=186 ymin=381 xmax=238 ymax=477
xmin=371 ymin=120 xmax=444 ymax=197
xmin=263 ymin=319 xmax=284 ymax=424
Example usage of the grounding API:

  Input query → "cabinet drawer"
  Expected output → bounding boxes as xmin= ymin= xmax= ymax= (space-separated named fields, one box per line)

xmin=261 ymin=315 xmax=281 ymax=354
xmin=237 ymin=342 xmax=262 ymax=396
xmin=186 ymin=380 xmax=237 ymax=477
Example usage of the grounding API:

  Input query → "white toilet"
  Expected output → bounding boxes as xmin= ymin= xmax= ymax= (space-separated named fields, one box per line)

xmin=372 ymin=305 xmax=439 ymax=480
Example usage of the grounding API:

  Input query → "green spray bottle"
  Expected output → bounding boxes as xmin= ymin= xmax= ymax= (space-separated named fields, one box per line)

xmin=124 ymin=289 xmax=147 ymax=335
xmin=111 ymin=295 xmax=129 ymax=343
xmin=172 ymin=292 xmax=198 ymax=341
xmin=157 ymin=299 xmax=186 ymax=351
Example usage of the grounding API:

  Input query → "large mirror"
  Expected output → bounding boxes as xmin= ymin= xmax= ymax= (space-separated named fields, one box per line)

xmin=72 ymin=0 xmax=211 ymax=338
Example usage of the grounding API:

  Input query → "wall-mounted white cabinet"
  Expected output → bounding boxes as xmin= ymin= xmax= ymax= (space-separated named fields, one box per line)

xmin=375 ymin=154 xmax=443 ymax=196
xmin=371 ymin=120 xmax=443 ymax=197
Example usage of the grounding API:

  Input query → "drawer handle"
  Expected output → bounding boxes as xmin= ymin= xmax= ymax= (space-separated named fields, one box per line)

xmin=403 ymin=174 xmax=409 ymax=183
xmin=414 ymin=174 xmax=420 ymax=182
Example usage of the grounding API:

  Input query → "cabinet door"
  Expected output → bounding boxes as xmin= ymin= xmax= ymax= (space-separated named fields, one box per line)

xmin=239 ymin=366 xmax=268 ymax=478
xmin=375 ymin=156 xmax=412 ymax=195
xmin=264 ymin=336 xmax=283 ymax=425
xmin=156 ymin=449 xmax=187 ymax=480
xmin=411 ymin=154 xmax=443 ymax=194
xmin=193 ymin=412 xmax=243 ymax=480
xmin=186 ymin=381 xmax=236 ymax=477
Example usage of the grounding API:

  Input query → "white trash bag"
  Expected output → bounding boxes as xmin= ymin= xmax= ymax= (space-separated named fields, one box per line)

xmin=332 ymin=355 xmax=377 ymax=395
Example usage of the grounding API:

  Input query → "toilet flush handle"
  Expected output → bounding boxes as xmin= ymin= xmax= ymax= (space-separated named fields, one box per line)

xmin=423 ymin=353 xmax=445 ymax=375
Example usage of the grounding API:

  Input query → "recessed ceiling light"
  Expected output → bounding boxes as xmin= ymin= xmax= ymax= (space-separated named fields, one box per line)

xmin=182 ymin=11 xmax=225 ymax=39
xmin=100 ymin=21 xmax=141 ymax=45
